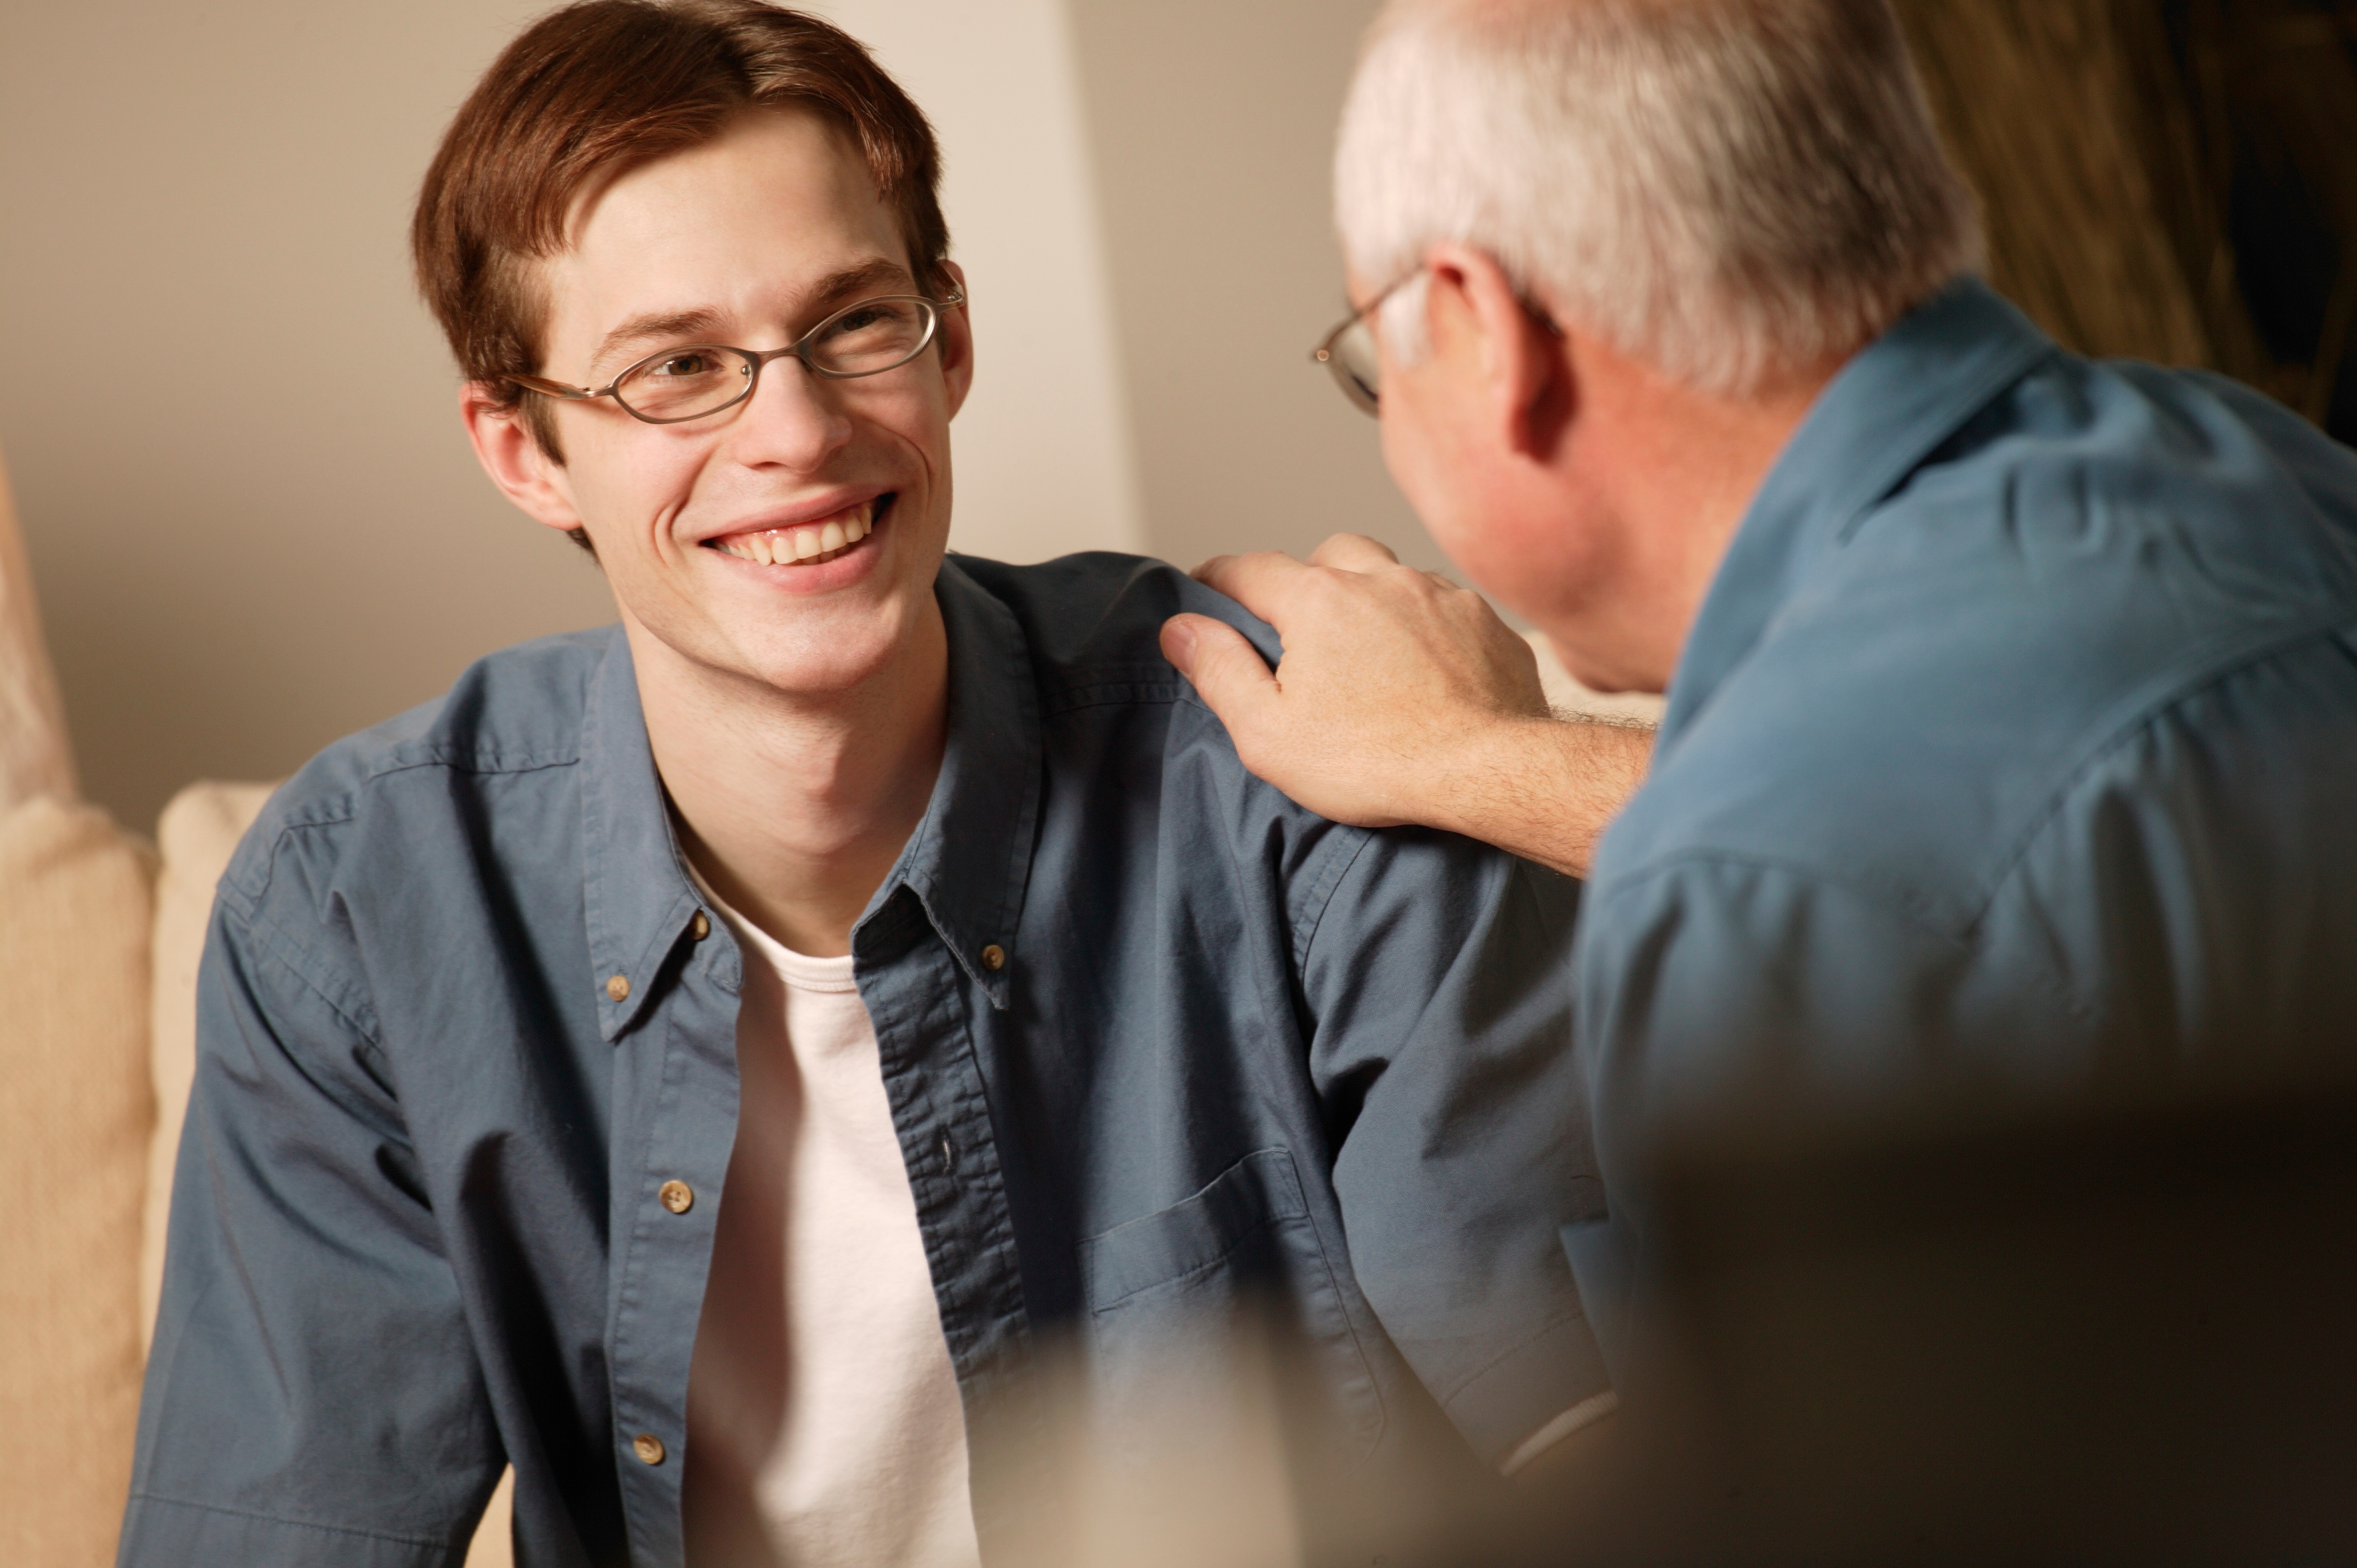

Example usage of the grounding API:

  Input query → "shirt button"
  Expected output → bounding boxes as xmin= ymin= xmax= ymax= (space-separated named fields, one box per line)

xmin=632 ymin=1432 xmax=666 ymax=1466
xmin=980 ymin=943 xmax=1006 ymax=971
xmin=691 ymin=911 xmax=711 ymax=940
xmin=659 ymin=1180 xmax=694 ymax=1214
xmin=605 ymin=973 xmax=631 ymax=1002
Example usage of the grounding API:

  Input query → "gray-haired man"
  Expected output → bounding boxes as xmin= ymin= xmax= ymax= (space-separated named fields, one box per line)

xmin=1163 ymin=0 xmax=2357 ymax=1357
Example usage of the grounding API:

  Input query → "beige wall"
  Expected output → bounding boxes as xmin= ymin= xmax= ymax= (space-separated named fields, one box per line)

xmin=1066 ymin=0 xmax=1438 ymax=574
xmin=0 ymin=0 xmax=1417 ymax=831
xmin=811 ymin=0 xmax=1147 ymax=564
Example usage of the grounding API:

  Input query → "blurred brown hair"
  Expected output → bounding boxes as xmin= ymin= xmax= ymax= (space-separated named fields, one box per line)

xmin=412 ymin=0 xmax=950 ymax=480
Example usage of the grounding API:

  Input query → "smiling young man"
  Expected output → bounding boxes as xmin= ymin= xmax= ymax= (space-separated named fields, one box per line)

xmin=117 ymin=5 xmax=1609 ymax=1566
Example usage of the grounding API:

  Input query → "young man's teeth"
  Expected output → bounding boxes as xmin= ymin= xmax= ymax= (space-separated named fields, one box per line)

xmin=723 ymin=500 xmax=877 ymax=564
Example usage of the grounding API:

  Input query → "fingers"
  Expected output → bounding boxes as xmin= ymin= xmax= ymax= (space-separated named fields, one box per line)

xmin=1306 ymin=533 xmax=1402 ymax=571
xmin=1191 ymin=536 xmax=1436 ymax=647
xmin=1187 ymin=553 xmax=1237 ymax=587
xmin=1159 ymin=613 xmax=1279 ymax=726
xmin=1189 ymin=549 xmax=1310 ymax=620
xmin=1196 ymin=534 xmax=1405 ymax=591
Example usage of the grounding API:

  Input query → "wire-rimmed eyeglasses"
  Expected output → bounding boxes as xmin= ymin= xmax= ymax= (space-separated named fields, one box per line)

xmin=509 ymin=289 xmax=964 ymax=426
xmin=1310 ymin=272 xmax=1419 ymax=417
xmin=1311 ymin=268 xmax=1564 ymax=415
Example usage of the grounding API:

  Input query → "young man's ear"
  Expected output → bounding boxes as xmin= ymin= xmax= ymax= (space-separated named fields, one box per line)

xmin=934 ymin=259 xmax=975 ymax=421
xmin=1423 ymin=243 xmax=1576 ymax=466
xmin=459 ymin=383 xmax=588 ymax=537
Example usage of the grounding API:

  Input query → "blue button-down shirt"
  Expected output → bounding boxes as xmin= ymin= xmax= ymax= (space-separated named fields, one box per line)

xmin=1567 ymin=281 xmax=2357 ymax=1346
xmin=123 ymin=553 xmax=1604 ymax=1568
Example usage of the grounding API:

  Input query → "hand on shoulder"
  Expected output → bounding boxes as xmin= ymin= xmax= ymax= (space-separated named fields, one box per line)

xmin=1161 ymin=534 xmax=1649 ymax=878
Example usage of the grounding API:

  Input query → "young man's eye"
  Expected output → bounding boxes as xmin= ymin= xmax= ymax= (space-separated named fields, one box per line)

xmin=824 ymin=301 xmax=924 ymax=343
xmin=650 ymin=352 xmax=715 ymax=378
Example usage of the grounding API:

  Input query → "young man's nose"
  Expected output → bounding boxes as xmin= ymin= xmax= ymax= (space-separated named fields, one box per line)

xmin=727 ymin=355 xmax=855 ymax=470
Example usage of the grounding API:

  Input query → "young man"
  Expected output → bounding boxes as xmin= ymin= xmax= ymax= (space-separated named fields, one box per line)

xmin=119 ymin=5 xmax=1607 ymax=1565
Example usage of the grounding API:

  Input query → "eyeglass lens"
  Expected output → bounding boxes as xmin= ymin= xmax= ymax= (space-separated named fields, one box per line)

xmin=614 ymin=297 xmax=941 ymax=422
xmin=1325 ymin=317 xmax=1383 ymax=415
xmin=618 ymin=349 xmax=756 ymax=422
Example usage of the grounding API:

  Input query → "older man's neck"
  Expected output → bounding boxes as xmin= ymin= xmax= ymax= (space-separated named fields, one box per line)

xmin=1570 ymin=341 xmax=1839 ymax=693
xmin=630 ymin=609 xmax=950 ymax=958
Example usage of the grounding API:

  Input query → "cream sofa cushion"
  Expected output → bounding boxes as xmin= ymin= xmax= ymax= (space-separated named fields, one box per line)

xmin=0 ymin=796 xmax=154 ymax=1568
xmin=139 ymin=781 xmax=281 ymax=1344
xmin=0 ymin=449 xmax=75 ymax=813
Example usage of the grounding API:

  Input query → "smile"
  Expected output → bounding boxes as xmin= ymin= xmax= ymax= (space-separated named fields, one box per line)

xmin=706 ymin=495 xmax=889 ymax=567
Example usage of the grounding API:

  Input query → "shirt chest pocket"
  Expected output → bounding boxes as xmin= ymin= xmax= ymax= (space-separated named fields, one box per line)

xmin=1076 ymin=1147 xmax=1387 ymax=1467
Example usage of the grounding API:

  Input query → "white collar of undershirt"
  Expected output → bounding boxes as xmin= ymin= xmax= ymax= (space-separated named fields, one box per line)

xmin=682 ymin=858 xmax=859 ymax=994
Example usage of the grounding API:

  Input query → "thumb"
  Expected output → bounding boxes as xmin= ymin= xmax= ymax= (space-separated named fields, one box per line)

xmin=1160 ymin=613 xmax=1279 ymax=726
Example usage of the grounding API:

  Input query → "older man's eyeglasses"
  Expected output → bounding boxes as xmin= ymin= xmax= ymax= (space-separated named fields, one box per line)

xmin=1310 ymin=272 xmax=1419 ymax=417
xmin=1312 ymin=269 xmax=1565 ymax=416
xmin=509 ymin=290 xmax=964 ymax=426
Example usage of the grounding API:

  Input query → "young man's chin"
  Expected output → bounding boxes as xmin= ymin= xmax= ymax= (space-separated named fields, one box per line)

xmin=721 ymin=606 xmax=942 ymax=703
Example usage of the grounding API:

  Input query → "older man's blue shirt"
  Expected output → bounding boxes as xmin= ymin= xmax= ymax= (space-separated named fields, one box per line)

xmin=1570 ymin=281 xmax=2357 ymax=1322
xmin=122 ymin=555 xmax=1603 ymax=1568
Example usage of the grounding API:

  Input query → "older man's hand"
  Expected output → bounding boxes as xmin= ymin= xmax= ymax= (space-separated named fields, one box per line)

xmin=1159 ymin=534 xmax=1651 ymax=878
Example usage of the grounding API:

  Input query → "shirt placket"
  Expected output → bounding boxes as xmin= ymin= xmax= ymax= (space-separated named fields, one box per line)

xmin=855 ymin=886 xmax=1039 ymax=1564
xmin=606 ymin=918 xmax=744 ymax=1567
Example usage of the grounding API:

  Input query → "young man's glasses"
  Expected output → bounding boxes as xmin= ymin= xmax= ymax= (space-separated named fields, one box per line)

xmin=509 ymin=290 xmax=964 ymax=425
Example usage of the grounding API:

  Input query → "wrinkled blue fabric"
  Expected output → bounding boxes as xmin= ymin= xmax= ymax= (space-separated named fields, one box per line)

xmin=123 ymin=555 xmax=1605 ymax=1568
xmin=1569 ymin=281 xmax=2357 ymax=1357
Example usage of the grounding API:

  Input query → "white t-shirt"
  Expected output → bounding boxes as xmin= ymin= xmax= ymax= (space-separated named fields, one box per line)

xmin=680 ymin=879 xmax=983 ymax=1568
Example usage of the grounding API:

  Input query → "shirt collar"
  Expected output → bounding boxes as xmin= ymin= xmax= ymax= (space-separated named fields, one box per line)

xmin=579 ymin=628 xmax=708 ymax=1041
xmin=858 ymin=556 xmax=1042 ymax=1012
xmin=1657 ymin=278 xmax=2059 ymax=751
xmin=577 ymin=557 xmax=1043 ymax=1040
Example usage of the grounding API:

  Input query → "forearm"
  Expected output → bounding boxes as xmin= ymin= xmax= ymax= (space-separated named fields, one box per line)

xmin=1428 ymin=715 xmax=1653 ymax=879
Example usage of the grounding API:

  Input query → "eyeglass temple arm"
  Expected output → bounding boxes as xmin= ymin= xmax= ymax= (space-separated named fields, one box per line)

xmin=507 ymin=372 xmax=608 ymax=401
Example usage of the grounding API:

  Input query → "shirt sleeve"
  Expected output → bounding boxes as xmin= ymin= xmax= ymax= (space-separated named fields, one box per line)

xmin=1299 ymin=828 xmax=1610 ymax=1470
xmin=120 ymin=889 xmax=503 ymax=1567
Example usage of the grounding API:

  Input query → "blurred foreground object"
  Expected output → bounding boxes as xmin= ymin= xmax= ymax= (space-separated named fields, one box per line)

xmin=1894 ymin=0 xmax=2357 ymax=441
xmin=1445 ymin=1076 xmax=2357 ymax=1568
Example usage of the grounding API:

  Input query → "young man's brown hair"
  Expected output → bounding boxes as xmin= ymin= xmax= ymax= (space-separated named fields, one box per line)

xmin=412 ymin=0 xmax=952 ymax=479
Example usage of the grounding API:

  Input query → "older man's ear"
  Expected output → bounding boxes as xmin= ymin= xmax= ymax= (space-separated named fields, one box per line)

xmin=1417 ymin=243 xmax=1580 ymax=468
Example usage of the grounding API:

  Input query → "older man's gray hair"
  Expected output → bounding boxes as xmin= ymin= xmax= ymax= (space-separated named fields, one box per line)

xmin=1337 ymin=0 xmax=1983 ymax=396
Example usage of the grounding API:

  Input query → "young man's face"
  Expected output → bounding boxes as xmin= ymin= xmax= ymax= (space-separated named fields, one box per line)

xmin=489 ymin=108 xmax=972 ymax=698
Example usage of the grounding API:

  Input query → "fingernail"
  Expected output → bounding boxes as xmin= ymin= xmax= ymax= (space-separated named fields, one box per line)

xmin=1162 ymin=617 xmax=1197 ymax=668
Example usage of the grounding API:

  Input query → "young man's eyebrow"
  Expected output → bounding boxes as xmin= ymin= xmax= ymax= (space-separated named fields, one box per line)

xmin=798 ymin=258 xmax=918 ymax=311
xmin=584 ymin=260 xmax=926 ymax=380
xmin=588 ymin=307 xmax=728 ymax=378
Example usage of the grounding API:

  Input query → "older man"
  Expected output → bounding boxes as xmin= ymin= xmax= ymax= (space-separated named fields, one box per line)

xmin=1163 ymin=0 xmax=2357 ymax=1342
